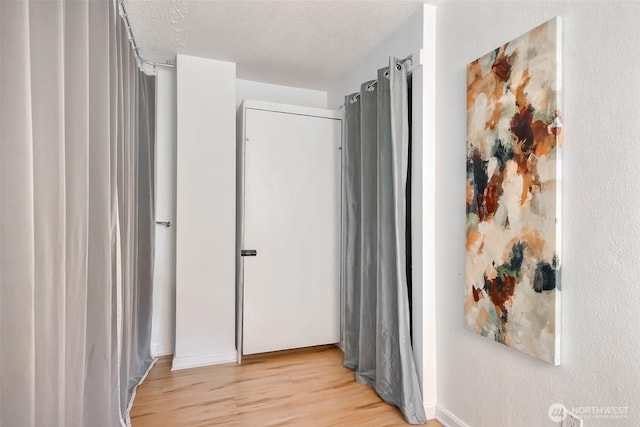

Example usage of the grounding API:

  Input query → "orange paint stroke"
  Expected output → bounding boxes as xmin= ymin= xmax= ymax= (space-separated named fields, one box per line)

xmin=466 ymin=180 xmax=474 ymax=206
xmin=520 ymin=227 xmax=546 ymax=259
xmin=520 ymin=172 xmax=532 ymax=205
xmin=466 ymin=229 xmax=483 ymax=252
xmin=514 ymin=69 xmax=531 ymax=112
xmin=485 ymin=102 xmax=504 ymax=131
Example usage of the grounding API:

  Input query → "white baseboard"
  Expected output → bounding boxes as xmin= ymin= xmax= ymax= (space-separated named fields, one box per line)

xmin=151 ymin=343 xmax=174 ymax=357
xmin=436 ymin=404 xmax=470 ymax=427
xmin=171 ymin=350 xmax=237 ymax=371
xmin=424 ymin=400 xmax=437 ymax=420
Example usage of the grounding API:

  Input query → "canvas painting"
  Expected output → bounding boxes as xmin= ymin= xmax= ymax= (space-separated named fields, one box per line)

xmin=465 ymin=18 xmax=562 ymax=365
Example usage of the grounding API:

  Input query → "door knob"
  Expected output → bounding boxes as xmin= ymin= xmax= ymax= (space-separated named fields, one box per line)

xmin=156 ymin=221 xmax=171 ymax=227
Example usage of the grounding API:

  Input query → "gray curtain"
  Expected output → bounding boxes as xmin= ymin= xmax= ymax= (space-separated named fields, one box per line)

xmin=342 ymin=57 xmax=426 ymax=424
xmin=0 ymin=1 xmax=156 ymax=426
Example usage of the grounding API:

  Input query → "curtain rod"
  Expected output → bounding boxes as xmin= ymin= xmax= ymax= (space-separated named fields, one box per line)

xmin=117 ymin=0 xmax=176 ymax=70
xmin=339 ymin=51 xmax=422 ymax=109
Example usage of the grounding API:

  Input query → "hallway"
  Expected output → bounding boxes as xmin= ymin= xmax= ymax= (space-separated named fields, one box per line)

xmin=131 ymin=346 xmax=442 ymax=426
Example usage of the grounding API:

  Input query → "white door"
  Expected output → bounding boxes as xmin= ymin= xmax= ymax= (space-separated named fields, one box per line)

xmin=242 ymin=108 xmax=341 ymax=355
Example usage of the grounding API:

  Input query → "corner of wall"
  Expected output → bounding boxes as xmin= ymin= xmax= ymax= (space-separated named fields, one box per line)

xmin=151 ymin=66 xmax=178 ymax=360
xmin=235 ymin=79 xmax=328 ymax=109
xmin=424 ymin=400 xmax=437 ymax=420
xmin=420 ymin=0 xmax=438 ymax=412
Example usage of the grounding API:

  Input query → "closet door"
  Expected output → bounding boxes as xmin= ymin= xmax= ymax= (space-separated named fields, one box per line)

xmin=242 ymin=107 xmax=341 ymax=355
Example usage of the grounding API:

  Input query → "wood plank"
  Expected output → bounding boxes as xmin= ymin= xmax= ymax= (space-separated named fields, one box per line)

xmin=131 ymin=346 xmax=441 ymax=426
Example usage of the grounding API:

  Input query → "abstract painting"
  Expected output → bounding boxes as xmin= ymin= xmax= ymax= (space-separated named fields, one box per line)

xmin=465 ymin=18 xmax=562 ymax=365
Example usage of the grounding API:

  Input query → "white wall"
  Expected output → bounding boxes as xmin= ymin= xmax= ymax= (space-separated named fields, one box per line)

xmin=173 ymin=54 xmax=237 ymax=369
xmin=326 ymin=5 xmax=438 ymax=418
xmin=435 ymin=2 xmax=640 ymax=426
xmin=236 ymin=79 xmax=327 ymax=109
xmin=151 ymin=68 xmax=177 ymax=357
xmin=326 ymin=9 xmax=424 ymax=109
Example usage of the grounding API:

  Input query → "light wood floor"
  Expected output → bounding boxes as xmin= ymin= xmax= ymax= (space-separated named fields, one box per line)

xmin=131 ymin=345 xmax=442 ymax=426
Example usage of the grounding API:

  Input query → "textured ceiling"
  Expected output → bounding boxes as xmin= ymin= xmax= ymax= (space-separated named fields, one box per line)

xmin=124 ymin=0 xmax=424 ymax=90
